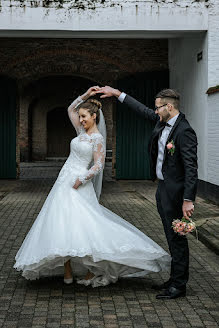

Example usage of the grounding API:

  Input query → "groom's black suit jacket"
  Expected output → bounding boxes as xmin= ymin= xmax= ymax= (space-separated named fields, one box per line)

xmin=123 ymin=94 xmax=198 ymax=202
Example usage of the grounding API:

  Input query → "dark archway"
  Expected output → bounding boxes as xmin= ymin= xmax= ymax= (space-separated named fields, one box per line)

xmin=47 ymin=107 xmax=76 ymax=158
xmin=24 ymin=75 xmax=112 ymax=161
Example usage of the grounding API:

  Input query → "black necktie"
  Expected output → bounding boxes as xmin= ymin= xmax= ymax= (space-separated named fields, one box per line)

xmin=164 ymin=122 xmax=171 ymax=127
xmin=158 ymin=122 xmax=171 ymax=138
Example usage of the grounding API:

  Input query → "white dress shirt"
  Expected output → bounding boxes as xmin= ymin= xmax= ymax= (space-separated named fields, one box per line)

xmin=118 ymin=94 xmax=179 ymax=178
xmin=118 ymin=94 xmax=190 ymax=201
xmin=118 ymin=92 xmax=127 ymax=103
xmin=156 ymin=114 xmax=179 ymax=180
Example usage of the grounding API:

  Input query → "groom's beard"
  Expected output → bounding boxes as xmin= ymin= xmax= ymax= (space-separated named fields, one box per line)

xmin=159 ymin=110 xmax=171 ymax=122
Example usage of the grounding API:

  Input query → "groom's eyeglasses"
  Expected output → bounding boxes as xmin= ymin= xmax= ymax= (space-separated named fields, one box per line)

xmin=154 ymin=104 xmax=167 ymax=111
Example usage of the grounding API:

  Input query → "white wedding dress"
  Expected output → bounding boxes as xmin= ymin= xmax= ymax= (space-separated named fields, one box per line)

xmin=14 ymin=97 xmax=170 ymax=287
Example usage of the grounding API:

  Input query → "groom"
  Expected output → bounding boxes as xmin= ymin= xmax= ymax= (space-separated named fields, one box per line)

xmin=98 ymin=86 xmax=198 ymax=299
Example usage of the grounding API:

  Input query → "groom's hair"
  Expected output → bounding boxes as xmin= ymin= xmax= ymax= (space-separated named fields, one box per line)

xmin=155 ymin=89 xmax=180 ymax=110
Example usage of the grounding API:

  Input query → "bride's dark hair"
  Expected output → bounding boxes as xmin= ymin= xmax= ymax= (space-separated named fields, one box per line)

xmin=79 ymin=99 xmax=102 ymax=124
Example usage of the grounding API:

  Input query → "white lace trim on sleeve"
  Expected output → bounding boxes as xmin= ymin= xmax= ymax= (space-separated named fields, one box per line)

xmin=68 ymin=96 xmax=85 ymax=135
xmin=78 ymin=135 xmax=106 ymax=184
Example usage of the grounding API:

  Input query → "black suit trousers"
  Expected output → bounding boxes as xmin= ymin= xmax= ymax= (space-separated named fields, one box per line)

xmin=156 ymin=180 xmax=189 ymax=290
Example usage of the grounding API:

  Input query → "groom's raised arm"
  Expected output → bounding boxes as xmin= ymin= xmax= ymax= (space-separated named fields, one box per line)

xmin=98 ymin=86 xmax=159 ymax=123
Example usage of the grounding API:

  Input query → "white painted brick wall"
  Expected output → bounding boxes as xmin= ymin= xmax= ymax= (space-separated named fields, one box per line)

xmin=207 ymin=93 xmax=219 ymax=186
xmin=207 ymin=0 xmax=219 ymax=186
xmin=169 ymin=35 xmax=208 ymax=182
xmin=0 ymin=0 xmax=210 ymax=9
xmin=0 ymin=0 xmax=208 ymax=32
xmin=208 ymin=0 xmax=219 ymax=87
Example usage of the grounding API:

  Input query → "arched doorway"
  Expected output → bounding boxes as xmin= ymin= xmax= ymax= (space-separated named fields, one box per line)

xmin=25 ymin=75 xmax=112 ymax=161
xmin=47 ymin=107 xmax=76 ymax=158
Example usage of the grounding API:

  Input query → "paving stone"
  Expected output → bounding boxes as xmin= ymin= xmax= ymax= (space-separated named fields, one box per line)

xmin=0 ymin=166 xmax=219 ymax=328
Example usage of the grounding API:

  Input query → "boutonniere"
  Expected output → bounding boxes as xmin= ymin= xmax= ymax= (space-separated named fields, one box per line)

xmin=166 ymin=139 xmax=175 ymax=155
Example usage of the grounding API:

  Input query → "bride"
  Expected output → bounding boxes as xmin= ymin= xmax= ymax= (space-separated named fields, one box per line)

xmin=14 ymin=86 xmax=171 ymax=287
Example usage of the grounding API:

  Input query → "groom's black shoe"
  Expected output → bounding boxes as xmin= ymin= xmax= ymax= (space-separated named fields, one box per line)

xmin=152 ymin=280 xmax=171 ymax=291
xmin=156 ymin=286 xmax=186 ymax=300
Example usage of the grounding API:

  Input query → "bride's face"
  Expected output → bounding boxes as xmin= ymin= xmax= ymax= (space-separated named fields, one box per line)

xmin=79 ymin=108 xmax=96 ymax=131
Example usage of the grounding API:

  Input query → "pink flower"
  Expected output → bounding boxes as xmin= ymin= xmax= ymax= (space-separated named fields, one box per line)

xmin=167 ymin=143 xmax=173 ymax=150
xmin=167 ymin=140 xmax=176 ymax=155
xmin=187 ymin=223 xmax=195 ymax=232
xmin=172 ymin=217 xmax=196 ymax=236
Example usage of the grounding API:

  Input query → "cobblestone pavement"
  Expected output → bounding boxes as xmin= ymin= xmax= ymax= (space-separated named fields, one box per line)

xmin=117 ymin=180 xmax=219 ymax=256
xmin=0 ymin=163 xmax=219 ymax=328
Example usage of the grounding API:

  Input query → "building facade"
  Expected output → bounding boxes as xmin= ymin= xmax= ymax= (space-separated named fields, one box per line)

xmin=0 ymin=0 xmax=219 ymax=203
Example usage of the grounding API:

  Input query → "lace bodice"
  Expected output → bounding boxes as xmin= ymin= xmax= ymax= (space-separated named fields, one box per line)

xmin=70 ymin=129 xmax=105 ymax=184
xmin=57 ymin=96 xmax=106 ymax=186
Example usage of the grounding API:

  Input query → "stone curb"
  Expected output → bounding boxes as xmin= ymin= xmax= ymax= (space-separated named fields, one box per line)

xmin=195 ymin=226 xmax=219 ymax=256
xmin=118 ymin=180 xmax=219 ymax=257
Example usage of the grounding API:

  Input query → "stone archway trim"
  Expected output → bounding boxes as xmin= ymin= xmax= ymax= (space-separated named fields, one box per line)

xmin=2 ymin=48 xmax=136 ymax=74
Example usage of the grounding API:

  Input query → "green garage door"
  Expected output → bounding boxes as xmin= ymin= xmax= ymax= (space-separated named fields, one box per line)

xmin=116 ymin=71 xmax=169 ymax=179
xmin=0 ymin=77 xmax=17 ymax=178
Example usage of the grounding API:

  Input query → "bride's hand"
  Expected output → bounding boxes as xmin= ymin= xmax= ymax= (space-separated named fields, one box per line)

xmin=82 ymin=86 xmax=101 ymax=100
xmin=73 ymin=179 xmax=82 ymax=189
xmin=96 ymin=86 xmax=121 ymax=98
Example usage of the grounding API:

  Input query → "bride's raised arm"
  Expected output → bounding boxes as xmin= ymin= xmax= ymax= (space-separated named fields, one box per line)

xmin=67 ymin=86 xmax=100 ymax=134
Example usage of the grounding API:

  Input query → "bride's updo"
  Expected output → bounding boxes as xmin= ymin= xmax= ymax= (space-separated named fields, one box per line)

xmin=79 ymin=99 xmax=102 ymax=124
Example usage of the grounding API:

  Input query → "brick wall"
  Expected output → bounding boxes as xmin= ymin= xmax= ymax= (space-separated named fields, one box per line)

xmin=206 ymin=0 xmax=219 ymax=187
xmin=0 ymin=38 xmax=168 ymax=163
xmin=208 ymin=0 xmax=219 ymax=87
xmin=169 ymin=35 xmax=208 ymax=182
xmin=169 ymin=0 xmax=219 ymax=189
xmin=1 ymin=0 xmax=209 ymax=10
xmin=207 ymin=93 xmax=219 ymax=186
xmin=0 ymin=38 xmax=168 ymax=81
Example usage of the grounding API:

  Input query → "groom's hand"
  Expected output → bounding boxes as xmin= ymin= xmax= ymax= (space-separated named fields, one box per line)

xmin=97 ymin=86 xmax=121 ymax=99
xmin=182 ymin=200 xmax=194 ymax=220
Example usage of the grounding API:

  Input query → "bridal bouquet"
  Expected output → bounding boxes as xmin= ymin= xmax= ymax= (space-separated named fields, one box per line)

xmin=172 ymin=217 xmax=196 ymax=236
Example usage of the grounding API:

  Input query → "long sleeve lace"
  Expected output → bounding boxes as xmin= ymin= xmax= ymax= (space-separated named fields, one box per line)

xmin=78 ymin=135 xmax=106 ymax=184
xmin=67 ymin=96 xmax=84 ymax=135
